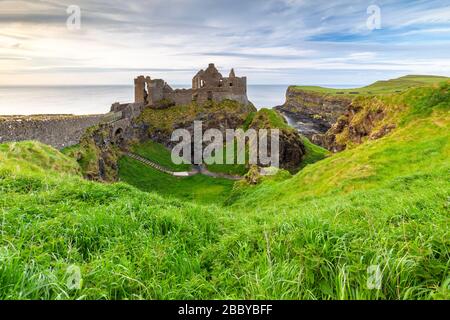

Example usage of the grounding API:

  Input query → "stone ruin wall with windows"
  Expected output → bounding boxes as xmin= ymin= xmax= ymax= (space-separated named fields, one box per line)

xmin=134 ymin=63 xmax=249 ymax=107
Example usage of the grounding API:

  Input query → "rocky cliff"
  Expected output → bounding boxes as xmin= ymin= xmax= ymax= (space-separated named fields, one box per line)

xmin=312 ymin=97 xmax=397 ymax=152
xmin=275 ymin=87 xmax=351 ymax=140
xmin=248 ymin=108 xmax=306 ymax=172
xmin=312 ymin=81 xmax=450 ymax=152
xmin=138 ymin=99 xmax=257 ymax=148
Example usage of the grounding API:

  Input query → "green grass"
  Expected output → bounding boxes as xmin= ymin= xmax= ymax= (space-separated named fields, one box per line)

xmin=206 ymin=161 xmax=249 ymax=176
xmin=299 ymin=136 xmax=330 ymax=169
xmin=292 ymin=75 xmax=450 ymax=97
xmin=204 ymin=140 xmax=249 ymax=176
xmin=118 ymin=156 xmax=234 ymax=204
xmin=0 ymin=141 xmax=80 ymax=177
xmin=204 ymin=108 xmax=297 ymax=176
xmin=131 ymin=140 xmax=191 ymax=172
xmin=0 ymin=82 xmax=449 ymax=300
xmin=249 ymin=108 xmax=292 ymax=130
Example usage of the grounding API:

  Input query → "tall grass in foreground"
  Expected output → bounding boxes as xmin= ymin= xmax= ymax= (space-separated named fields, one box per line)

xmin=0 ymin=83 xmax=449 ymax=300
xmin=0 ymin=139 xmax=448 ymax=299
xmin=0 ymin=164 xmax=448 ymax=299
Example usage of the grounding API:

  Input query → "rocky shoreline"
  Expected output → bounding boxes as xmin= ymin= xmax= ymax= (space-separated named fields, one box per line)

xmin=274 ymin=87 xmax=351 ymax=143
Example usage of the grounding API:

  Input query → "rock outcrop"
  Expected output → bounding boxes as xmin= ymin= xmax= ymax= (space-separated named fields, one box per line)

xmin=139 ymin=99 xmax=257 ymax=148
xmin=312 ymin=97 xmax=397 ymax=152
xmin=275 ymin=87 xmax=351 ymax=141
xmin=248 ymin=109 xmax=306 ymax=172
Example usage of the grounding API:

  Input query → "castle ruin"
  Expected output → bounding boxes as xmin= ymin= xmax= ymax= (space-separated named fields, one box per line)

xmin=134 ymin=63 xmax=249 ymax=107
xmin=0 ymin=63 xmax=249 ymax=150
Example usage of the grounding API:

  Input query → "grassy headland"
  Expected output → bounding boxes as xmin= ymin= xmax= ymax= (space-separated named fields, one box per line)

xmin=291 ymin=75 xmax=450 ymax=97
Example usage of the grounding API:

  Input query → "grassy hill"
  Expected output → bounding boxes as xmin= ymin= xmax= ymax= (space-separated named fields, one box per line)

xmin=292 ymin=75 xmax=450 ymax=96
xmin=130 ymin=140 xmax=192 ymax=172
xmin=0 ymin=80 xmax=448 ymax=300
xmin=118 ymin=156 xmax=234 ymax=204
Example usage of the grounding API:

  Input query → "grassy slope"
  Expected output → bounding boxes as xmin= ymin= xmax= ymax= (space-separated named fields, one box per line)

xmin=0 ymin=141 xmax=80 ymax=177
xmin=0 ymin=156 xmax=228 ymax=299
xmin=226 ymin=84 xmax=450 ymax=299
xmin=0 ymin=82 xmax=449 ymax=300
xmin=131 ymin=140 xmax=191 ymax=172
xmin=123 ymin=140 xmax=236 ymax=200
xmin=232 ymin=83 xmax=450 ymax=206
xmin=205 ymin=108 xmax=303 ymax=176
xmin=292 ymin=75 xmax=450 ymax=96
xmin=300 ymin=136 xmax=330 ymax=169
xmin=205 ymin=149 xmax=249 ymax=176
xmin=250 ymin=108 xmax=292 ymax=130
xmin=118 ymin=156 xmax=234 ymax=204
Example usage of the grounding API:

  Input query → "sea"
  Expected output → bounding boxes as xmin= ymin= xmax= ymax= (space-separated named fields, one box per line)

xmin=0 ymin=84 xmax=356 ymax=116
xmin=0 ymin=85 xmax=286 ymax=115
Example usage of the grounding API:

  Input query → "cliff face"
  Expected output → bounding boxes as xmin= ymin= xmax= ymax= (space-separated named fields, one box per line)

xmin=310 ymin=82 xmax=450 ymax=152
xmin=312 ymin=98 xmax=397 ymax=152
xmin=62 ymin=125 xmax=121 ymax=181
xmin=275 ymin=87 xmax=351 ymax=140
xmin=248 ymin=109 xmax=306 ymax=172
xmin=138 ymin=99 xmax=257 ymax=148
xmin=62 ymin=115 xmax=149 ymax=182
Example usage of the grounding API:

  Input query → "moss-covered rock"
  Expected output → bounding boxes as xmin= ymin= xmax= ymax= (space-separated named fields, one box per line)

xmin=249 ymin=108 xmax=306 ymax=172
xmin=313 ymin=81 xmax=450 ymax=152
xmin=138 ymin=99 xmax=257 ymax=146
xmin=63 ymin=125 xmax=121 ymax=182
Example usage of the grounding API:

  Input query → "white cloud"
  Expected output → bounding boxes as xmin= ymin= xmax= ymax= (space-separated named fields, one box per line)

xmin=0 ymin=0 xmax=449 ymax=85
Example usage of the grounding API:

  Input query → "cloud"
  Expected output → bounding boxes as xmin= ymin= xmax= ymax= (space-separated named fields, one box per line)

xmin=0 ymin=0 xmax=449 ymax=85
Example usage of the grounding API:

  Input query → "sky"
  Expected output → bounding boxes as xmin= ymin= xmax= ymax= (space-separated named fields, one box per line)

xmin=0 ymin=0 xmax=449 ymax=86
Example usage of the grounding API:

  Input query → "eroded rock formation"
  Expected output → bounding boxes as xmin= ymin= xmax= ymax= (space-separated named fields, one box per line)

xmin=312 ymin=98 xmax=397 ymax=152
xmin=275 ymin=87 xmax=351 ymax=141
xmin=248 ymin=110 xmax=306 ymax=172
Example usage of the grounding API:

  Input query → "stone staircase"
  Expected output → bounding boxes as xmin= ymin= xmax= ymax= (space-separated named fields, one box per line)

xmin=125 ymin=152 xmax=176 ymax=175
xmin=124 ymin=152 xmax=242 ymax=181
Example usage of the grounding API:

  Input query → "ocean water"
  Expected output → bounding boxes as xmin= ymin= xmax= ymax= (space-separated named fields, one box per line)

xmin=0 ymin=84 xmax=352 ymax=116
xmin=0 ymin=85 xmax=290 ymax=116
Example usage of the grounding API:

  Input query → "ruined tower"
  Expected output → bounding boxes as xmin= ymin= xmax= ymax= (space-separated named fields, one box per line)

xmin=134 ymin=63 xmax=249 ymax=106
xmin=134 ymin=76 xmax=147 ymax=103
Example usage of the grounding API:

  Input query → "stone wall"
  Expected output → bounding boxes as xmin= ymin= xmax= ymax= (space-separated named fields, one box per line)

xmin=0 ymin=114 xmax=107 ymax=149
xmin=135 ymin=63 xmax=250 ymax=107
xmin=170 ymin=89 xmax=194 ymax=105
xmin=194 ymin=88 xmax=249 ymax=105
xmin=0 ymin=102 xmax=145 ymax=150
